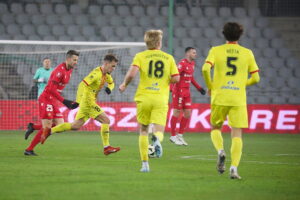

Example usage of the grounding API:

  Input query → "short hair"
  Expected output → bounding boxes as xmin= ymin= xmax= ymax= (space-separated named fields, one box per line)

xmin=185 ymin=47 xmax=195 ymax=53
xmin=144 ymin=29 xmax=163 ymax=49
xmin=222 ymin=22 xmax=244 ymax=42
xmin=43 ymin=57 xmax=50 ymax=61
xmin=104 ymin=54 xmax=118 ymax=62
xmin=66 ymin=50 xmax=80 ymax=58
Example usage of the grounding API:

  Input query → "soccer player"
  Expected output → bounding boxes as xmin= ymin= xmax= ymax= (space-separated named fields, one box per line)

xmin=33 ymin=57 xmax=53 ymax=98
xmin=202 ymin=22 xmax=260 ymax=179
xmin=169 ymin=47 xmax=206 ymax=146
xmin=24 ymin=50 xmax=80 ymax=156
xmin=119 ymin=29 xmax=180 ymax=172
xmin=41 ymin=54 xmax=120 ymax=156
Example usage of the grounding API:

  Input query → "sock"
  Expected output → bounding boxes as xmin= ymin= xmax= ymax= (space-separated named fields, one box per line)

xmin=178 ymin=117 xmax=189 ymax=134
xmin=33 ymin=124 xmax=42 ymax=130
xmin=231 ymin=137 xmax=243 ymax=167
xmin=154 ymin=131 xmax=164 ymax=142
xmin=170 ymin=115 xmax=178 ymax=136
xmin=52 ymin=123 xmax=71 ymax=134
xmin=139 ymin=135 xmax=149 ymax=161
xmin=26 ymin=129 xmax=42 ymax=151
xmin=211 ymin=129 xmax=224 ymax=152
xmin=101 ymin=124 xmax=110 ymax=147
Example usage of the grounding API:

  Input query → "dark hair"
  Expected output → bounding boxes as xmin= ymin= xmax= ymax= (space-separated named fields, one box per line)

xmin=104 ymin=54 xmax=118 ymax=62
xmin=66 ymin=50 xmax=80 ymax=57
xmin=43 ymin=57 xmax=50 ymax=61
xmin=185 ymin=47 xmax=195 ymax=53
xmin=222 ymin=22 xmax=244 ymax=42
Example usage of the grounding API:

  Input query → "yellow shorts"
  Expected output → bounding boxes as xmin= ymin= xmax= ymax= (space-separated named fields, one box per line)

xmin=136 ymin=96 xmax=169 ymax=126
xmin=210 ymin=105 xmax=248 ymax=128
xmin=75 ymin=101 xmax=104 ymax=123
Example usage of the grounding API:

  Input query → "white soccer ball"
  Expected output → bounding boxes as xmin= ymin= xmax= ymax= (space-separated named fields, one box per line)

xmin=148 ymin=144 xmax=156 ymax=158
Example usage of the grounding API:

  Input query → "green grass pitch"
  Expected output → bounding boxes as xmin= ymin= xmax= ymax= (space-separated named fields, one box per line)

xmin=0 ymin=131 xmax=300 ymax=200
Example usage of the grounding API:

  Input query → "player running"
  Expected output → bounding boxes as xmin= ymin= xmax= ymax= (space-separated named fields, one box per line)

xmin=24 ymin=50 xmax=80 ymax=156
xmin=169 ymin=47 xmax=206 ymax=146
xmin=119 ymin=29 xmax=180 ymax=172
xmin=202 ymin=22 xmax=260 ymax=179
xmin=41 ymin=54 xmax=120 ymax=156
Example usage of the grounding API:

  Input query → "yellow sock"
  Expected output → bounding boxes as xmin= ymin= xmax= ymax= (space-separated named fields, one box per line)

xmin=51 ymin=123 xmax=71 ymax=134
xmin=211 ymin=129 xmax=224 ymax=152
xmin=231 ymin=137 xmax=243 ymax=167
xmin=101 ymin=124 xmax=110 ymax=147
xmin=139 ymin=135 xmax=149 ymax=161
xmin=154 ymin=131 xmax=164 ymax=142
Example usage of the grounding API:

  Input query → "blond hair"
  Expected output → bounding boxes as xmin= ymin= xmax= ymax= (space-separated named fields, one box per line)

xmin=144 ymin=29 xmax=163 ymax=49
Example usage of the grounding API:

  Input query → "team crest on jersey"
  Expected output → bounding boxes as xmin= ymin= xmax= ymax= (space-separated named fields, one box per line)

xmin=57 ymin=72 xmax=61 ymax=77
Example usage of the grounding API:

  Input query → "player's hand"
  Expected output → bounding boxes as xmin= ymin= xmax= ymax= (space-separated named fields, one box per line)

xmin=105 ymin=87 xmax=111 ymax=95
xmin=119 ymin=83 xmax=126 ymax=93
xmin=198 ymin=88 xmax=206 ymax=95
xmin=63 ymin=99 xmax=79 ymax=109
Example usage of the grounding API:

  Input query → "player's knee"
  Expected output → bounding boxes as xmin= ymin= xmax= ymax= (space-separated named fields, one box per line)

xmin=102 ymin=117 xmax=110 ymax=124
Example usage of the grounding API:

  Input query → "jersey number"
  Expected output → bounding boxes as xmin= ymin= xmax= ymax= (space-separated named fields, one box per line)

xmin=226 ymin=57 xmax=237 ymax=76
xmin=148 ymin=60 xmax=164 ymax=78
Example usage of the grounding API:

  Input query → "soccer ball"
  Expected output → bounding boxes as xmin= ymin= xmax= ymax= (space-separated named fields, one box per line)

xmin=148 ymin=144 xmax=156 ymax=158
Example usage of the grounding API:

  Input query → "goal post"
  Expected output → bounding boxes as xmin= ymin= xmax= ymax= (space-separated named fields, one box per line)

xmin=0 ymin=40 xmax=145 ymax=131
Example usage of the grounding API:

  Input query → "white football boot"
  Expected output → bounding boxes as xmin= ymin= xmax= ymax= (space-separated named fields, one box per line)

xmin=230 ymin=166 xmax=242 ymax=179
xmin=140 ymin=161 xmax=150 ymax=172
xmin=177 ymin=134 xmax=188 ymax=146
xmin=170 ymin=136 xmax=183 ymax=145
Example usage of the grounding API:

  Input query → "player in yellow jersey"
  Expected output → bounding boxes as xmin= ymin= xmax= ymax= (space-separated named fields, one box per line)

xmin=41 ymin=54 xmax=120 ymax=155
xmin=119 ymin=30 xmax=180 ymax=172
xmin=202 ymin=22 xmax=260 ymax=179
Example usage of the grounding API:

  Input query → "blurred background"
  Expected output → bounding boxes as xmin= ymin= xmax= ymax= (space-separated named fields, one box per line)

xmin=0 ymin=0 xmax=299 ymax=105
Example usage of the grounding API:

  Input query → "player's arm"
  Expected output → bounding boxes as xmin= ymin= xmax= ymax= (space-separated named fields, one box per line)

xmin=105 ymin=75 xmax=115 ymax=95
xmin=48 ymin=72 xmax=78 ymax=109
xmin=33 ymin=69 xmax=42 ymax=83
xmin=119 ymin=65 xmax=139 ymax=92
xmin=202 ymin=48 xmax=215 ymax=90
xmin=247 ymin=50 xmax=260 ymax=86
xmin=170 ymin=57 xmax=180 ymax=83
xmin=246 ymin=71 xmax=260 ymax=86
xmin=191 ymin=76 xmax=206 ymax=95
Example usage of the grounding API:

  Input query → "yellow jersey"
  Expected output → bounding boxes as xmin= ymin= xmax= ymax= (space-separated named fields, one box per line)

xmin=76 ymin=66 xmax=114 ymax=103
xmin=131 ymin=49 xmax=179 ymax=104
xmin=203 ymin=43 xmax=259 ymax=106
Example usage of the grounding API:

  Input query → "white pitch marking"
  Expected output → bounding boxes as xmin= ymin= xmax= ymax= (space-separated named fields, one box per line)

xmin=181 ymin=155 xmax=300 ymax=166
xmin=275 ymin=154 xmax=300 ymax=156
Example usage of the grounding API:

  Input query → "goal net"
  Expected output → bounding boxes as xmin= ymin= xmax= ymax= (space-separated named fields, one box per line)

xmin=0 ymin=40 xmax=145 ymax=131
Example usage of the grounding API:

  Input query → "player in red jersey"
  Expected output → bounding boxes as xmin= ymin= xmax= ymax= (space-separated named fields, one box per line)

xmin=24 ymin=50 xmax=80 ymax=156
xmin=169 ymin=47 xmax=206 ymax=146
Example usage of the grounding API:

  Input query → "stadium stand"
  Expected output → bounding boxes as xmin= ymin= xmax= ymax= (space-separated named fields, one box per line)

xmin=0 ymin=0 xmax=299 ymax=104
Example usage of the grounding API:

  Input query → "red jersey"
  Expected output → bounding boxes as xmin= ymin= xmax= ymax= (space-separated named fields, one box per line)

xmin=39 ymin=62 xmax=73 ymax=103
xmin=171 ymin=58 xmax=202 ymax=96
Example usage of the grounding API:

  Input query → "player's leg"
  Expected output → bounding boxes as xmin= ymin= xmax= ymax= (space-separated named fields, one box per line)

xmin=228 ymin=106 xmax=248 ymax=179
xmin=24 ymin=119 xmax=53 ymax=155
xmin=177 ymin=105 xmax=192 ymax=146
xmin=24 ymin=123 xmax=42 ymax=140
xmin=150 ymin=103 xmax=168 ymax=158
xmin=95 ymin=111 xmax=120 ymax=155
xmin=210 ymin=105 xmax=229 ymax=173
xmin=169 ymin=108 xmax=183 ymax=145
xmin=136 ymin=100 xmax=151 ymax=172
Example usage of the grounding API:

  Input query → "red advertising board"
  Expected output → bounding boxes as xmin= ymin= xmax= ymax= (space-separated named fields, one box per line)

xmin=0 ymin=101 xmax=299 ymax=133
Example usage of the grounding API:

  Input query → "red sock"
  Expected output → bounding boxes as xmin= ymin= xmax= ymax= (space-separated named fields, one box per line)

xmin=179 ymin=117 xmax=190 ymax=134
xmin=170 ymin=115 xmax=178 ymax=136
xmin=33 ymin=124 xmax=42 ymax=130
xmin=26 ymin=129 xmax=42 ymax=151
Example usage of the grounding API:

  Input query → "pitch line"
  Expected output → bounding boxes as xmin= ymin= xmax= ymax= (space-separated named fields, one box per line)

xmin=181 ymin=155 xmax=300 ymax=166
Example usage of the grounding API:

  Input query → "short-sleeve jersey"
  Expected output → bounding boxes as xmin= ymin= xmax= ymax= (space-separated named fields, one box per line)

xmin=131 ymin=49 xmax=179 ymax=104
xmin=33 ymin=67 xmax=53 ymax=97
xmin=76 ymin=67 xmax=114 ymax=103
xmin=39 ymin=62 xmax=73 ymax=103
xmin=205 ymin=43 xmax=259 ymax=106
